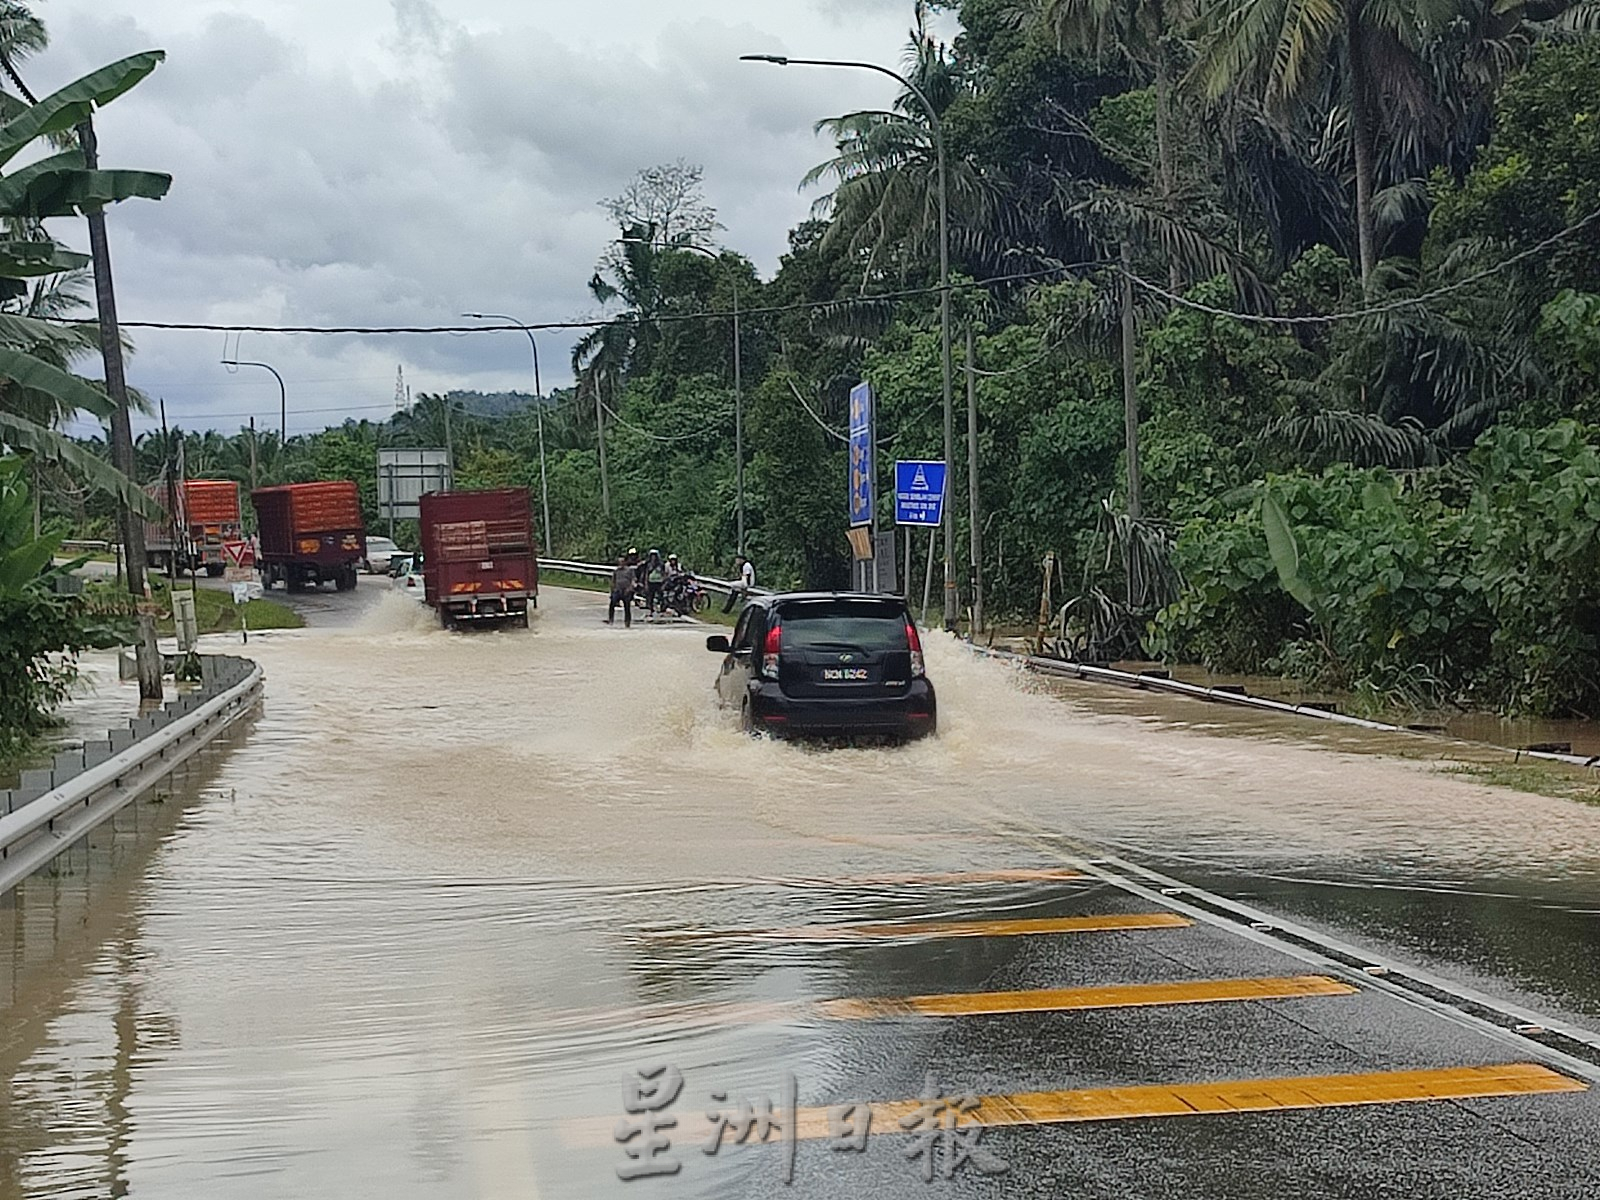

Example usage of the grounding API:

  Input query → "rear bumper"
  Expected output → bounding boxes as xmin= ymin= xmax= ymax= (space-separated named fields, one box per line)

xmin=748 ymin=679 xmax=937 ymax=738
xmin=438 ymin=593 xmax=531 ymax=619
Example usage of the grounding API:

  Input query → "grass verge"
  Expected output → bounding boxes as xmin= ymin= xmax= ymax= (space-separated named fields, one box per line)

xmin=149 ymin=579 xmax=304 ymax=635
xmin=539 ymin=569 xmax=609 ymax=593
xmin=1437 ymin=761 xmax=1600 ymax=807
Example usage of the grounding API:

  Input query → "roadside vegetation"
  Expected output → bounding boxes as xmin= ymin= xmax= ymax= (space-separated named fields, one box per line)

xmin=0 ymin=6 xmax=169 ymax=752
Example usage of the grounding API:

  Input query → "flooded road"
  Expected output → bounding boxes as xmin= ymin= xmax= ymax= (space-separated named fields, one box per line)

xmin=5 ymin=585 xmax=1600 ymax=1198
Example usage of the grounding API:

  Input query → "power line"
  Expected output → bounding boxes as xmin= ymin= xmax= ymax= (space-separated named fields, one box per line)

xmin=49 ymin=261 xmax=1115 ymax=338
xmin=1123 ymin=206 xmax=1600 ymax=327
xmin=600 ymin=400 xmax=726 ymax=443
xmin=784 ymin=376 xmax=849 ymax=443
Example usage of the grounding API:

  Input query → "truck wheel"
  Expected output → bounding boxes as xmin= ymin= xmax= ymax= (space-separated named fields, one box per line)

xmin=335 ymin=567 xmax=355 ymax=592
xmin=740 ymin=698 xmax=755 ymax=736
xmin=206 ymin=563 xmax=224 ymax=578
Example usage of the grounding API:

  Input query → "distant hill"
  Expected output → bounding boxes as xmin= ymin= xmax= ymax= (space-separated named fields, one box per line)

xmin=445 ymin=390 xmax=553 ymax=417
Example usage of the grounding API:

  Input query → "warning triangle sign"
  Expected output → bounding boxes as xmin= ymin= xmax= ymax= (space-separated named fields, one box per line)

xmin=912 ymin=465 xmax=929 ymax=491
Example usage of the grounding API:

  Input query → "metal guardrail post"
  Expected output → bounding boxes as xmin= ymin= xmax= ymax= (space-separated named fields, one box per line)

xmin=0 ymin=655 xmax=264 ymax=895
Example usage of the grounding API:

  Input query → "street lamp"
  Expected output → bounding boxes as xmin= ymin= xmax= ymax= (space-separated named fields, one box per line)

xmin=464 ymin=313 xmax=554 ymax=557
xmin=221 ymin=358 xmax=286 ymax=444
xmin=616 ymin=236 xmax=744 ymax=554
xmin=743 ymin=52 xmax=957 ymax=627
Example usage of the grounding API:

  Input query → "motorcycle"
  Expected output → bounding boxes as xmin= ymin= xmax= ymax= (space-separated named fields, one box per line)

xmin=657 ymin=575 xmax=707 ymax=618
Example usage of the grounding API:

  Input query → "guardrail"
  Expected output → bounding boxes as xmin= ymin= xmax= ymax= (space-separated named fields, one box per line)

xmin=0 ymin=655 xmax=264 ymax=896
xmin=539 ymin=558 xmax=767 ymax=600
xmin=975 ymin=645 xmax=1600 ymax=771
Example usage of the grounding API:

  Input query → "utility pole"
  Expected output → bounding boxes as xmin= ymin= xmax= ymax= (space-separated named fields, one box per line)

xmin=80 ymin=116 xmax=162 ymax=701
xmin=442 ymin=393 xmax=453 ymax=471
xmin=965 ymin=322 xmax=983 ymax=637
xmin=596 ymin=376 xmax=611 ymax=520
xmin=1120 ymin=243 xmax=1142 ymax=522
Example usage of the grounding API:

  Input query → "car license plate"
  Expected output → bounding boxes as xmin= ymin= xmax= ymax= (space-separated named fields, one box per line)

xmin=822 ymin=667 xmax=869 ymax=681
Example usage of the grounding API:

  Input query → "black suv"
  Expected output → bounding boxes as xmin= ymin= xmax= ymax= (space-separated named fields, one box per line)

xmin=706 ymin=592 xmax=937 ymax=740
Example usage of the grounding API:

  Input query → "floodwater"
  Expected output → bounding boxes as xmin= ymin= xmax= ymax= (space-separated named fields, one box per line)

xmin=5 ymin=585 xmax=1600 ymax=1198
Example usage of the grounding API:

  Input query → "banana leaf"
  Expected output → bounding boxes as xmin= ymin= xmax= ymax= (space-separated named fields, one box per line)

xmin=0 ymin=52 xmax=166 ymax=169
xmin=0 ymin=410 xmax=161 ymax=518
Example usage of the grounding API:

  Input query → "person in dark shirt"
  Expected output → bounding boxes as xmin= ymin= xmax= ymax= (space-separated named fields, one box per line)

xmin=607 ymin=556 xmax=636 ymax=627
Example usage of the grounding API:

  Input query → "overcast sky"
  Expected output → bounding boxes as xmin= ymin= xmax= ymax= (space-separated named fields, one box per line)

xmin=39 ymin=0 xmax=959 ymax=438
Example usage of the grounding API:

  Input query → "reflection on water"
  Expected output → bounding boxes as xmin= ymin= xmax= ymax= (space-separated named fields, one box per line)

xmin=4 ymin=586 xmax=1600 ymax=1197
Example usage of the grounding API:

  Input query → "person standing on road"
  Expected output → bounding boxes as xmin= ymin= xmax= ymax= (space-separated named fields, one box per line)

xmin=642 ymin=549 xmax=667 ymax=617
xmin=722 ymin=553 xmax=756 ymax=613
xmin=607 ymin=555 xmax=636 ymax=628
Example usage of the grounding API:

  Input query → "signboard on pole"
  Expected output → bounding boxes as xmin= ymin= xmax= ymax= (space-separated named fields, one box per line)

xmin=378 ymin=448 xmax=452 ymax=521
xmin=894 ymin=460 xmax=947 ymax=527
xmin=222 ymin=539 xmax=254 ymax=584
xmin=873 ymin=529 xmax=898 ymax=594
xmin=848 ymin=382 xmax=874 ymax=528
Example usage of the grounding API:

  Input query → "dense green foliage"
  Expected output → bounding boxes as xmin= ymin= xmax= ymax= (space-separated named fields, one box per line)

xmin=0 ymin=458 xmax=128 ymax=751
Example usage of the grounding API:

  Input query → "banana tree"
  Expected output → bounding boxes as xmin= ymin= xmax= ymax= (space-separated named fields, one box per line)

xmin=0 ymin=50 xmax=168 ymax=517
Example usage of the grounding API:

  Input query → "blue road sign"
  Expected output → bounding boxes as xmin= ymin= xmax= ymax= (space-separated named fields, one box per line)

xmin=895 ymin=460 xmax=947 ymax=527
xmin=848 ymin=382 xmax=874 ymax=528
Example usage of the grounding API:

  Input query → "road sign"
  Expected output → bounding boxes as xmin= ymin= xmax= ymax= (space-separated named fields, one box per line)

xmin=894 ymin=460 xmax=947 ymax=527
xmin=222 ymin=539 xmax=252 ymax=568
xmin=378 ymin=448 xmax=452 ymax=521
xmin=224 ymin=565 xmax=253 ymax=585
xmin=848 ymin=382 xmax=873 ymax=528
xmin=230 ymin=581 xmax=263 ymax=604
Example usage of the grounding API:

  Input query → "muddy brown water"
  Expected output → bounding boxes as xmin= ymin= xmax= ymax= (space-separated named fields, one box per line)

xmin=5 ymin=585 xmax=1600 ymax=1198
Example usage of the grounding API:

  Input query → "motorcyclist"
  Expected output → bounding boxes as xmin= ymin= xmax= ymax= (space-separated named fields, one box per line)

xmin=661 ymin=554 xmax=693 ymax=615
xmin=642 ymin=549 xmax=667 ymax=616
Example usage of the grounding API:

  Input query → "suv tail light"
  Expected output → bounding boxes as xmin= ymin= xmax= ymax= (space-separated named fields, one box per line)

xmin=761 ymin=624 xmax=781 ymax=680
xmin=906 ymin=619 xmax=925 ymax=678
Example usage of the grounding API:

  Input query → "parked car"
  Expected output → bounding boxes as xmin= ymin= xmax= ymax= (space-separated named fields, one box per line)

xmin=363 ymin=535 xmax=401 ymax=574
xmin=390 ymin=552 xmax=425 ymax=596
xmin=706 ymin=592 xmax=936 ymax=740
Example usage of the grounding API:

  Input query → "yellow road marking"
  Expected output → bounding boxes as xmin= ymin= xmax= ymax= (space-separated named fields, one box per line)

xmin=764 ymin=912 xmax=1191 ymax=942
xmin=564 ymin=1064 xmax=1583 ymax=1147
xmin=818 ymin=974 xmax=1356 ymax=1019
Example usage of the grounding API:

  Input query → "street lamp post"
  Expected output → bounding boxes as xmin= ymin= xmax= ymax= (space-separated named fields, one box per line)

xmin=618 ymin=237 xmax=744 ymax=553
xmin=465 ymin=313 xmax=554 ymax=556
xmin=742 ymin=52 xmax=956 ymax=627
xmin=221 ymin=358 xmax=286 ymax=444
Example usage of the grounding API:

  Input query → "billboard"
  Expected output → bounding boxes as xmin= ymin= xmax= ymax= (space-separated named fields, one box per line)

xmin=377 ymin=448 xmax=452 ymax=520
xmin=848 ymin=382 xmax=873 ymax=528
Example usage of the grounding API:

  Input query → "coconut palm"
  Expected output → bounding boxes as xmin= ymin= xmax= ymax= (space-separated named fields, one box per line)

xmin=802 ymin=4 xmax=984 ymax=283
xmin=1029 ymin=0 xmax=1198 ymax=234
xmin=1192 ymin=0 xmax=1463 ymax=293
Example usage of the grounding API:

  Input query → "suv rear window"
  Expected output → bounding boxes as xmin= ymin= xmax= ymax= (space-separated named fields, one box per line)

xmin=777 ymin=600 xmax=909 ymax=651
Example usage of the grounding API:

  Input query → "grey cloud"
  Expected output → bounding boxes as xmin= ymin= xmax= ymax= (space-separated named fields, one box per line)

xmin=41 ymin=1 xmax=931 ymax=431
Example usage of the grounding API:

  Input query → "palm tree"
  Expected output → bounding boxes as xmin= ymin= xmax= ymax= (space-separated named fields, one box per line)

xmin=572 ymin=222 xmax=667 ymax=394
xmin=1193 ymin=0 xmax=1461 ymax=292
xmin=1030 ymin=0 xmax=1198 ymax=252
xmin=802 ymin=4 xmax=981 ymax=282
